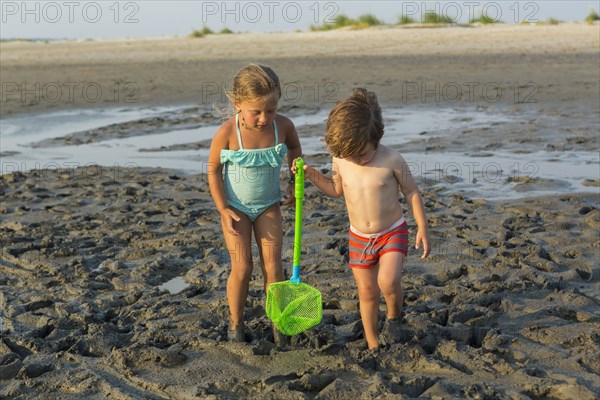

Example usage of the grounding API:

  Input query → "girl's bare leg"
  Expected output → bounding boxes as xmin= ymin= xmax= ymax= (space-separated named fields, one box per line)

xmin=254 ymin=203 xmax=287 ymax=345
xmin=221 ymin=209 xmax=253 ymax=339
xmin=253 ymin=203 xmax=285 ymax=290
xmin=352 ymin=267 xmax=381 ymax=349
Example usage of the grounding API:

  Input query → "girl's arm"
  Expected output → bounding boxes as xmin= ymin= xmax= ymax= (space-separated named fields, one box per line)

xmin=392 ymin=152 xmax=430 ymax=259
xmin=283 ymin=118 xmax=302 ymax=171
xmin=207 ymin=124 xmax=240 ymax=235
xmin=281 ymin=117 xmax=302 ymax=205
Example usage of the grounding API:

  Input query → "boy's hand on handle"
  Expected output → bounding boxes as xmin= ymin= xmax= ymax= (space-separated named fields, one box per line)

xmin=286 ymin=156 xmax=307 ymax=205
xmin=290 ymin=158 xmax=310 ymax=175
xmin=415 ymin=229 xmax=430 ymax=260
xmin=290 ymin=160 xmax=298 ymax=175
xmin=220 ymin=208 xmax=240 ymax=236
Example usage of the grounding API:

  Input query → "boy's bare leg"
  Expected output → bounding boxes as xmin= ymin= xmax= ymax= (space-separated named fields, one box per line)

xmin=222 ymin=210 xmax=254 ymax=340
xmin=377 ymin=252 xmax=405 ymax=319
xmin=352 ymin=267 xmax=381 ymax=349
xmin=253 ymin=203 xmax=285 ymax=290
xmin=378 ymin=252 xmax=409 ymax=346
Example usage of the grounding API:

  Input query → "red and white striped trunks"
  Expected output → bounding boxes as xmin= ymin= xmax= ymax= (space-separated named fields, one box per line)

xmin=348 ymin=217 xmax=409 ymax=269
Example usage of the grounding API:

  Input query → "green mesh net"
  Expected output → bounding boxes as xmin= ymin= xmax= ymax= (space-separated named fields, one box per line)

xmin=265 ymin=158 xmax=323 ymax=336
xmin=266 ymin=281 xmax=322 ymax=336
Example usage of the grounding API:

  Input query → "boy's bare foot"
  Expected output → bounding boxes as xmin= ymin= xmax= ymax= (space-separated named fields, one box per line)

xmin=380 ymin=317 xmax=412 ymax=346
xmin=228 ymin=323 xmax=245 ymax=342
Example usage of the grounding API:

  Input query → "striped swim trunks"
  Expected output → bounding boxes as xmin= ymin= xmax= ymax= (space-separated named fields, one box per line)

xmin=348 ymin=217 xmax=409 ymax=269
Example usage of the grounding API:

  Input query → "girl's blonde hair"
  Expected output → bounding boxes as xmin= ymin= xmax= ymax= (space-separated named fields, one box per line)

xmin=325 ymin=88 xmax=384 ymax=158
xmin=227 ymin=63 xmax=281 ymax=105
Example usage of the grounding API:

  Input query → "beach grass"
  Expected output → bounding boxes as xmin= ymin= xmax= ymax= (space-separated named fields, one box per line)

xmin=190 ymin=26 xmax=236 ymax=37
xmin=312 ymin=12 xmax=461 ymax=30
xmin=357 ymin=14 xmax=383 ymax=26
xmin=585 ymin=8 xmax=599 ymax=23
xmin=470 ymin=13 xmax=502 ymax=24
xmin=310 ymin=13 xmax=383 ymax=31
xmin=542 ymin=18 xmax=562 ymax=25
xmin=422 ymin=12 xmax=455 ymax=24
xmin=189 ymin=26 xmax=214 ymax=38
xmin=397 ymin=15 xmax=416 ymax=25
xmin=396 ymin=12 xmax=456 ymax=24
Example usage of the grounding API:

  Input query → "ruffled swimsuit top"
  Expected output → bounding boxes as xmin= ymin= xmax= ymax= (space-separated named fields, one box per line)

xmin=220 ymin=114 xmax=288 ymax=220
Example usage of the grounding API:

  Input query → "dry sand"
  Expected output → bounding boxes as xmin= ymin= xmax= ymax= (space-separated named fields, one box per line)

xmin=1 ymin=24 xmax=599 ymax=399
xmin=1 ymin=24 xmax=599 ymax=115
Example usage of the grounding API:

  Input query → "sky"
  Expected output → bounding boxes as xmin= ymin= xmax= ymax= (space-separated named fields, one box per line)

xmin=1 ymin=1 xmax=599 ymax=40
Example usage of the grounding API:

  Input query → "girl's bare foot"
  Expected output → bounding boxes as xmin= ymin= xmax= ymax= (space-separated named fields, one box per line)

xmin=273 ymin=325 xmax=290 ymax=347
xmin=228 ymin=323 xmax=245 ymax=342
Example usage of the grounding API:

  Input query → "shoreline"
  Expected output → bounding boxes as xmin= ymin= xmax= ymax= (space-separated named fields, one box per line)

xmin=2 ymin=100 xmax=598 ymax=201
xmin=2 ymin=100 xmax=598 ymax=202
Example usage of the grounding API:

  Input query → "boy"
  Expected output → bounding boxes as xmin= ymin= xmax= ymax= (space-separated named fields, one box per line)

xmin=294 ymin=88 xmax=430 ymax=349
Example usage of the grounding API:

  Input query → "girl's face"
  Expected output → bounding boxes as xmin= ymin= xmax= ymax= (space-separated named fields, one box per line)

xmin=348 ymin=144 xmax=377 ymax=166
xmin=236 ymin=95 xmax=278 ymax=131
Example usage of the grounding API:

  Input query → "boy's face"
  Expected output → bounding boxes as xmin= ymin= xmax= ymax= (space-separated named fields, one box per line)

xmin=235 ymin=95 xmax=278 ymax=131
xmin=347 ymin=144 xmax=377 ymax=166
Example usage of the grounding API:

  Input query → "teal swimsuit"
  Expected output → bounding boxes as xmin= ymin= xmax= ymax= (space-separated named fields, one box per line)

xmin=220 ymin=114 xmax=288 ymax=221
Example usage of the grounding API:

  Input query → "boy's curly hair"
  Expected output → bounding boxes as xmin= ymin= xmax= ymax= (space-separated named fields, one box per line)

xmin=325 ymin=88 xmax=384 ymax=158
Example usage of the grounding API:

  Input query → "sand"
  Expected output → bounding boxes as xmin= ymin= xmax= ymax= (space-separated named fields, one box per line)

xmin=1 ymin=24 xmax=599 ymax=399
xmin=1 ymin=24 xmax=599 ymax=115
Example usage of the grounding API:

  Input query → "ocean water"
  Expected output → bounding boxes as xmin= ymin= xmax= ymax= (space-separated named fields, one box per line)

xmin=1 ymin=105 xmax=598 ymax=201
xmin=158 ymin=276 xmax=190 ymax=295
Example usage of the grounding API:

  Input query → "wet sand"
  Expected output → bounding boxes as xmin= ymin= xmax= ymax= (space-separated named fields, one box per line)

xmin=1 ymin=166 xmax=599 ymax=399
xmin=1 ymin=24 xmax=600 ymax=399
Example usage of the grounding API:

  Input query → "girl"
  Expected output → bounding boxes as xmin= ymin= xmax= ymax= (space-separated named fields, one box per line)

xmin=207 ymin=64 xmax=302 ymax=342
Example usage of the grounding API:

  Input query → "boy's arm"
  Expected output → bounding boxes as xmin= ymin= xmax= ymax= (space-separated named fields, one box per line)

xmin=392 ymin=153 xmax=430 ymax=259
xmin=300 ymin=159 xmax=343 ymax=198
xmin=405 ymin=190 xmax=430 ymax=259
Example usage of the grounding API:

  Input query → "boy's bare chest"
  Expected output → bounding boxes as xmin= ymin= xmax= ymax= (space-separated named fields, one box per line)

xmin=342 ymin=167 xmax=396 ymax=192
